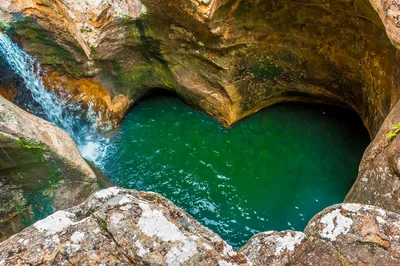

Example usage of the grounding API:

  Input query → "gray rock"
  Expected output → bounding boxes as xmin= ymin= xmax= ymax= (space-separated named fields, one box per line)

xmin=0 ymin=188 xmax=248 ymax=265
xmin=2 ymin=189 xmax=400 ymax=266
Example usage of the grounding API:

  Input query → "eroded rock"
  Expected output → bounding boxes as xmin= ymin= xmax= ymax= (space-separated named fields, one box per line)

xmin=1 ymin=0 xmax=400 ymax=133
xmin=2 ymin=0 xmax=400 ymax=264
xmin=0 ymin=95 xmax=95 ymax=178
xmin=240 ymin=231 xmax=306 ymax=265
xmin=2 ymin=189 xmax=400 ymax=266
xmin=369 ymin=0 xmax=400 ymax=48
xmin=0 ymin=188 xmax=248 ymax=265
xmin=346 ymin=99 xmax=400 ymax=212
xmin=0 ymin=96 xmax=106 ymax=241
xmin=297 ymin=203 xmax=400 ymax=265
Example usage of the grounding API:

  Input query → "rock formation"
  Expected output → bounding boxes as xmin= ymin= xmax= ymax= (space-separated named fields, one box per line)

xmin=0 ymin=59 xmax=18 ymax=101
xmin=1 ymin=187 xmax=400 ymax=266
xmin=342 ymin=0 xmax=400 ymax=213
xmin=1 ymin=0 xmax=399 ymax=133
xmin=2 ymin=0 xmax=400 ymax=265
xmin=0 ymin=96 xmax=106 ymax=241
xmin=1 ymin=0 xmax=399 ymax=213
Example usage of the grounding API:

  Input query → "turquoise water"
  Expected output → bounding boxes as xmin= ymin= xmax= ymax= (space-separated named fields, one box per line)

xmin=102 ymin=95 xmax=369 ymax=248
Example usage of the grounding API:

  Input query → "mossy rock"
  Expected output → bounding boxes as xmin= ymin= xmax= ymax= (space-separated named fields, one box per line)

xmin=0 ymin=135 xmax=100 ymax=241
xmin=7 ymin=17 xmax=84 ymax=77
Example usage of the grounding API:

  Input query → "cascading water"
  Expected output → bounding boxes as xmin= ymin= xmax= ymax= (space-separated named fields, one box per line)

xmin=0 ymin=32 xmax=109 ymax=166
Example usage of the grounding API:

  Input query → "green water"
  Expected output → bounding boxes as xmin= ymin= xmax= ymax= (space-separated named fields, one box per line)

xmin=102 ymin=95 xmax=369 ymax=248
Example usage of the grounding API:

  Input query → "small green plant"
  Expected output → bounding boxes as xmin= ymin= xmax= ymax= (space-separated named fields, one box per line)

xmin=0 ymin=22 xmax=7 ymax=31
xmin=386 ymin=122 xmax=400 ymax=139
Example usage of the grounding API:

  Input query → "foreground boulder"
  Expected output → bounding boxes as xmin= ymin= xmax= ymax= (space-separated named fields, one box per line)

xmin=243 ymin=203 xmax=400 ymax=265
xmin=0 ymin=187 xmax=249 ymax=265
xmin=1 ymin=187 xmax=400 ymax=266
xmin=0 ymin=96 xmax=106 ymax=241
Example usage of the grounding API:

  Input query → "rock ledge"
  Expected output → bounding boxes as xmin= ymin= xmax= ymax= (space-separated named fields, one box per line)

xmin=2 ymin=188 xmax=400 ymax=265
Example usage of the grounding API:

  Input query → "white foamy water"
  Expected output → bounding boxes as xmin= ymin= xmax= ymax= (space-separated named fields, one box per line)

xmin=0 ymin=32 xmax=110 ymax=167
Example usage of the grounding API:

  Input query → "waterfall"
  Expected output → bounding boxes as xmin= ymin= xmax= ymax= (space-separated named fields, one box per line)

xmin=0 ymin=32 xmax=109 ymax=167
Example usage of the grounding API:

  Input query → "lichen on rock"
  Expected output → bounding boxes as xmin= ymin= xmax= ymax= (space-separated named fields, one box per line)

xmin=0 ymin=188 xmax=248 ymax=265
xmin=2 ymin=189 xmax=400 ymax=265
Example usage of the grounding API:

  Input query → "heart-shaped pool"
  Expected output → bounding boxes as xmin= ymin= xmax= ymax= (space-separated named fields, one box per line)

xmin=101 ymin=95 xmax=369 ymax=248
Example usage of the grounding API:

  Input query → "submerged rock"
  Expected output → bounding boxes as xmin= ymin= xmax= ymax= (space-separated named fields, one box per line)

xmin=0 ymin=96 xmax=106 ymax=241
xmin=1 ymin=188 xmax=400 ymax=266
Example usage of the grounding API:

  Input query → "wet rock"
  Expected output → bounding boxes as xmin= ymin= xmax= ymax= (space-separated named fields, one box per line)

xmin=0 ymin=59 xmax=19 ymax=101
xmin=0 ymin=96 xmax=106 ymax=241
xmin=41 ymin=71 xmax=129 ymax=129
xmin=0 ymin=95 xmax=95 ymax=178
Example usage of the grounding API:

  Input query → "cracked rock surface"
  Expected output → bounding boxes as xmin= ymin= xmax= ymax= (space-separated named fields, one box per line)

xmin=2 ymin=188 xmax=400 ymax=266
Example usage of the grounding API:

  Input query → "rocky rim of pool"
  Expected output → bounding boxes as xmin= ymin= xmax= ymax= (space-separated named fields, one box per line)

xmin=100 ymin=95 xmax=370 ymax=249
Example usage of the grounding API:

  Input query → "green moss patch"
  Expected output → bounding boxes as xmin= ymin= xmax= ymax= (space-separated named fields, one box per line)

xmin=0 ymin=135 xmax=97 ymax=240
xmin=9 ymin=17 xmax=84 ymax=77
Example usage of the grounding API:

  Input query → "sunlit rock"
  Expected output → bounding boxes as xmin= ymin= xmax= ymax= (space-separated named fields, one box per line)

xmin=2 ymin=189 xmax=400 ymax=265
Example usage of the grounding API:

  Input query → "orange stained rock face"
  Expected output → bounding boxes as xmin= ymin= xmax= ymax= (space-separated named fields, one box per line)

xmin=43 ymin=71 xmax=129 ymax=129
xmin=0 ymin=85 xmax=17 ymax=102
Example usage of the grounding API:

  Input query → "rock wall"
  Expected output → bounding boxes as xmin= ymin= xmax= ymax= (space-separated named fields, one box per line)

xmin=1 ymin=187 xmax=400 ymax=266
xmin=0 ymin=59 xmax=19 ymax=101
xmin=0 ymin=96 xmax=106 ymax=241
xmin=345 ymin=99 xmax=400 ymax=212
xmin=1 ymin=0 xmax=400 ymax=135
xmin=3 ymin=0 xmax=400 ymax=212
